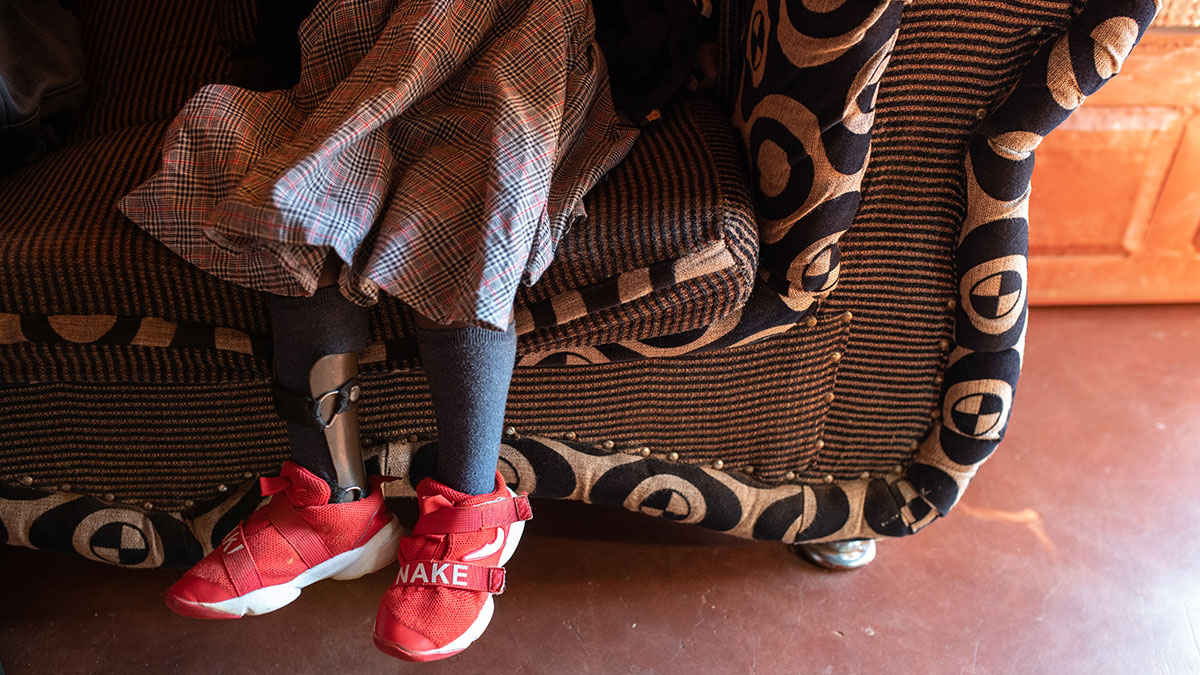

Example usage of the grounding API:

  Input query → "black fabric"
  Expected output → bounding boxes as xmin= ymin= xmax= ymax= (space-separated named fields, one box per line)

xmin=225 ymin=0 xmax=710 ymax=126
xmin=227 ymin=0 xmax=708 ymax=127
xmin=0 ymin=0 xmax=87 ymax=170
xmin=415 ymin=321 xmax=518 ymax=496
xmin=267 ymin=286 xmax=369 ymax=492
xmin=594 ymin=0 xmax=703 ymax=125
xmin=223 ymin=0 xmax=319 ymax=91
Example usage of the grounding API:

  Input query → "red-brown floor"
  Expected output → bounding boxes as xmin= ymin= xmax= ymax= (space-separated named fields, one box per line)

xmin=2 ymin=305 xmax=1198 ymax=675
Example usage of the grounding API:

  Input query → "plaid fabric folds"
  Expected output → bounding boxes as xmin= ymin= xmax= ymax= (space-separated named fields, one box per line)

xmin=118 ymin=0 xmax=639 ymax=331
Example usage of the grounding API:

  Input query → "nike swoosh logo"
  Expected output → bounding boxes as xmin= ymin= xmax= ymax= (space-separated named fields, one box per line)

xmin=463 ymin=529 xmax=505 ymax=562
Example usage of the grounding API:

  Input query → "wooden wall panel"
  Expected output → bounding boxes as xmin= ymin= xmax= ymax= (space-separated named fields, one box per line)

xmin=1028 ymin=29 xmax=1200 ymax=305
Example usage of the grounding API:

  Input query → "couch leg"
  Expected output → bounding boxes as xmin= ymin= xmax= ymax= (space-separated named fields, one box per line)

xmin=792 ymin=539 xmax=877 ymax=570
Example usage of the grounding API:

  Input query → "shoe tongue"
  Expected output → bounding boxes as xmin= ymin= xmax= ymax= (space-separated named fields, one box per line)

xmin=278 ymin=461 xmax=332 ymax=506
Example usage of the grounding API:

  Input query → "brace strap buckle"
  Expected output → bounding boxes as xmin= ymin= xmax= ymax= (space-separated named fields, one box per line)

xmin=271 ymin=377 xmax=362 ymax=430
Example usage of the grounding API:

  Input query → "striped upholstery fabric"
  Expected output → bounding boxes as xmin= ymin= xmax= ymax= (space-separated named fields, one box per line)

xmin=0 ymin=312 xmax=848 ymax=511
xmin=70 ymin=0 xmax=256 ymax=142
xmin=0 ymin=0 xmax=1161 ymax=567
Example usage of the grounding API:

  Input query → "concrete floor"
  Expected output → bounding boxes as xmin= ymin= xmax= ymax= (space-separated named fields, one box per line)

xmin=1 ymin=305 xmax=1198 ymax=674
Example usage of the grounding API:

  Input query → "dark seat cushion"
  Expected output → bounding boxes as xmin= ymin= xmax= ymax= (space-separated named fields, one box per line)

xmin=0 ymin=0 xmax=757 ymax=383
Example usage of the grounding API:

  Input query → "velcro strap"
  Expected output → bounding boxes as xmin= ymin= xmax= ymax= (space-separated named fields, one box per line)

xmin=266 ymin=497 xmax=333 ymax=568
xmin=411 ymin=494 xmax=532 ymax=536
xmin=259 ymin=474 xmax=291 ymax=496
xmin=219 ymin=525 xmax=264 ymax=597
xmin=271 ymin=377 xmax=362 ymax=430
xmin=395 ymin=560 xmax=506 ymax=594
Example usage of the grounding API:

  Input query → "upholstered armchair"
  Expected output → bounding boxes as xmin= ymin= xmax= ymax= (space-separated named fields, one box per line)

xmin=0 ymin=0 xmax=1160 ymax=569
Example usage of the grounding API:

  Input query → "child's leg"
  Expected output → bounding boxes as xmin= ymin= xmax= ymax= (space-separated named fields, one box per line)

xmin=375 ymin=309 xmax=528 ymax=662
xmin=266 ymin=255 xmax=370 ymax=500
xmin=163 ymin=256 xmax=401 ymax=620
xmin=412 ymin=312 xmax=517 ymax=496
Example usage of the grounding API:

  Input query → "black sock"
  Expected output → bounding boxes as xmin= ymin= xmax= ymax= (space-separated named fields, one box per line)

xmin=414 ymin=320 xmax=517 ymax=496
xmin=267 ymin=286 xmax=369 ymax=489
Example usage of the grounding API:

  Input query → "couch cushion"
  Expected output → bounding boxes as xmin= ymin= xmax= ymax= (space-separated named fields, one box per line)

xmin=0 ymin=85 xmax=757 ymax=382
xmin=1 ymin=0 xmax=757 ymax=382
xmin=511 ymin=93 xmax=757 ymax=352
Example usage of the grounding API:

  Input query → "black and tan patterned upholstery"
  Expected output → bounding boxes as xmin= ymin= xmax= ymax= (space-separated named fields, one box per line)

xmin=911 ymin=0 xmax=1162 ymax=517
xmin=733 ymin=1 xmax=903 ymax=316
xmin=0 ymin=0 xmax=1160 ymax=567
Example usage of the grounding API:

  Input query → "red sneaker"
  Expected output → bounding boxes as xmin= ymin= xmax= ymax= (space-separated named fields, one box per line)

xmin=372 ymin=472 xmax=532 ymax=662
xmin=165 ymin=461 xmax=402 ymax=619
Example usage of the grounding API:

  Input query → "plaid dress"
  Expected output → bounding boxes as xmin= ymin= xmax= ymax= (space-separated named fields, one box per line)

xmin=118 ymin=0 xmax=639 ymax=331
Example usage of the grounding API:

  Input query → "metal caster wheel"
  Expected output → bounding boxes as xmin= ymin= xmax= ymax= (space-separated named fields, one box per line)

xmin=792 ymin=538 xmax=877 ymax=570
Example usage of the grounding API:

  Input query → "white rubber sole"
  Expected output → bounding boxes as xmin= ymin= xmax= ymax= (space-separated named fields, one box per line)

xmin=182 ymin=516 xmax=403 ymax=618
xmin=377 ymin=488 xmax=526 ymax=660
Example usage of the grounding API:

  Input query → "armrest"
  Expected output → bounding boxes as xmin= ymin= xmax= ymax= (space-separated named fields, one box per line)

xmin=729 ymin=1 xmax=905 ymax=315
xmin=910 ymin=0 xmax=1161 ymax=520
